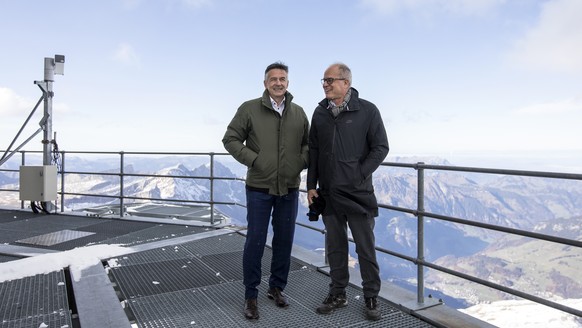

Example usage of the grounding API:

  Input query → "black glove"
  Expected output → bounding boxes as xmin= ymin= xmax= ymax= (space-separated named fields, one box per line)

xmin=307 ymin=191 xmax=326 ymax=221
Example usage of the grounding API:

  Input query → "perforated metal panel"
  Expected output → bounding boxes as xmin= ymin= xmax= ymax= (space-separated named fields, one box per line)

xmin=129 ymin=287 xmax=240 ymax=328
xmin=97 ymin=223 xmax=207 ymax=247
xmin=0 ymin=209 xmax=441 ymax=328
xmin=0 ymin=217 xmax=75 ymax=235
xmin=115 ymin=233 xmax=438 ymax=328
xmin=181 ymin=231 xmax=246 ymax=256
xmin=0 ymin=210 xmax=38 ymax=224
xmin=0 ymin=270 xmax=72 ymax=328
xmin=16 ymin=229 xmax=95 ymax=246
xmin=80 ymin=219 xmax=156 ymax=235
xmin=111 ymin=257 xmax=226 ymax=298
xmin=125 ymin=268 xmax=434 ymax=328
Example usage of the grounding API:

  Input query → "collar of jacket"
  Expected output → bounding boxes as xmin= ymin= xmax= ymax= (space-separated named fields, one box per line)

xmin=318 ymin=87 xmax=360 ymax=111
xmin=262 ymin=89 xmax=294 ymax=111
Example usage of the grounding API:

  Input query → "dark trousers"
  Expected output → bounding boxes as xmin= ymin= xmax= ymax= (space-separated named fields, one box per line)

xmin=243 ymin=189 xmax=298 ymax=299
xmin=322 ymin=213 xmax=381 ymax=298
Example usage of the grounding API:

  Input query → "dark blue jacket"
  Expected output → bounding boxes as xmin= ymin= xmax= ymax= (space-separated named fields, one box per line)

xmin=307 ymin=88 xmax=389 ymax=216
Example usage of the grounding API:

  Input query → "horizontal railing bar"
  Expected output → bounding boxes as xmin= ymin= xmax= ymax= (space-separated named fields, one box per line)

xmin=60 ymin=171 xmax=236 ymax=180
xmin=381 ymin=162 xmax=582 ymax=181
xmin=423 ymin=211 xmax=582 ymax=248
xmin=376 ymin=245 xmax=418 ymax=264
xmin=380 ymin=204 xmax=417 ymax=216
xmin=380 ymin=205 xmax=582 ymax=248
xmin=61 ymin=192 xmax=241 ymax=207
xmin=420 ymin=259 xmax=582 ymax=318
xmin=0 ymin=150 xmax=230 ymax=156
xmin=295 ymin=221 xmax=325 ymax=234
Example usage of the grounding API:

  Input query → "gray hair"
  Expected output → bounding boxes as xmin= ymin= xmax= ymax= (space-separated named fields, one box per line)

xmin=334 ymin=62 xmax=352 ymax=85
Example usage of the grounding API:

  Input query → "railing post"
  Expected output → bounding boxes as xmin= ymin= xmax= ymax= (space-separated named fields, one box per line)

xmin=210 ymin=152 xmax=215 ymax=225
xmin=120 ymin=151 xmax=125 ymax=218
xmin=60 ymin=151 xmax=65 ymax=212
xmin=324 ymin=230 xmax=329 ymax=265
xmin=417 ymin=162 xmax=425 ymax=305
xmin=20 ymin=151 xmax=26 ymax=209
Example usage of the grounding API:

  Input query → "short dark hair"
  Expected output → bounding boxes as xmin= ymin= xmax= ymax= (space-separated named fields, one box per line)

xmin=265 ymin=61 xmax=288 ymax=75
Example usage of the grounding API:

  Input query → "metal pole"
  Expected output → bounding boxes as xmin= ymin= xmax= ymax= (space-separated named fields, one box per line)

xmin=60 ymin=151 xmax=65 ymax=212
xmin=417 ymin=162 xmax=425 ymax=304
xmin=20 ymin=152 xmax=26 ymax=209
xmin=210 ymin=152 xmax=215 ymax=225
xmin=120 ymin=152 xmax=125 ymax=218
xmin=42 ymin=57 xmax=54 ymax=166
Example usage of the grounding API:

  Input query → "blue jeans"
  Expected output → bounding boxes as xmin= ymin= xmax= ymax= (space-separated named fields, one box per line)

xmin=243 ymin=188 xmax=298 ymax=300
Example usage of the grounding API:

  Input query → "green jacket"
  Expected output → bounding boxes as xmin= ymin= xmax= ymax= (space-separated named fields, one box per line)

xmin=222 ymin=90 xmax=309 ymax=195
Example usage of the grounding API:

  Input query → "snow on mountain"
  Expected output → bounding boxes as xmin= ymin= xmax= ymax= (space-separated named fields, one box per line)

xmin=125 ymin=164 xmax=209 ymax=201
xmin=461 ymin=298 xmax=582 ymax=328
xmin=425 ymin=216 xmax=582 ymax=305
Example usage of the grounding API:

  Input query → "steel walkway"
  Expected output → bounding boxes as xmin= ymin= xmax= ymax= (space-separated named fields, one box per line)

xmin=0 ymin=208 xmax=490 ymax=328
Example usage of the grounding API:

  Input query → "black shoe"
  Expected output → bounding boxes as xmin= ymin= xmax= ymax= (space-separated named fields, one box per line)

xmin=316 ymin=293 xmax=348 ymax=314
xmin=365 ymin=297 xmax=381 ymax=321
xmin=267 ymin=287 xmax=289 ymax=308
xmin=244 ymin=298 xmax=259 ymax=320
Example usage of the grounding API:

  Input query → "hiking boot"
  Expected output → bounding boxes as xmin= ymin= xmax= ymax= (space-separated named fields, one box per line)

xmin=267 ymin=287 xmax=290 ymax=308
xmin=365 ymin=297 xmax=381 ymax=321
xmin=316 ymin=293 xmax=348 ymax=314
xmin=244 ymin=298 xmax=259 ymax=320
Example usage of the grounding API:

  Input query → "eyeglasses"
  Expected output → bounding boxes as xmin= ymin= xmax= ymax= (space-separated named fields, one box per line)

xmin=321 ymin=77 xmax=346 ymax=85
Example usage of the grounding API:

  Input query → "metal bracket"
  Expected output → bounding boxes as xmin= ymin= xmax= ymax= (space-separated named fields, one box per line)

xmin=401 ymin=296 xmax=443 ymax=311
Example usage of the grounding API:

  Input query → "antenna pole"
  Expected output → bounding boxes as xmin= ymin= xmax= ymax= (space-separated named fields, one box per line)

xmin=35 ymin=55 xmax=64 ymax=165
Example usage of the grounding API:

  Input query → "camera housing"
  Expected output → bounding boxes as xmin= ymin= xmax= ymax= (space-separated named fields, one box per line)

xmin=307 ymin=192 xmax=326 ymax=221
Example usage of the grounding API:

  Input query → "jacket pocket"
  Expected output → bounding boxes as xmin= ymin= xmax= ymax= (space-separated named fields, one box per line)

xmin=285 ymin=154 xmax=304 ymax=179
xmin=335 ymin=158 xmax=363 ymax=186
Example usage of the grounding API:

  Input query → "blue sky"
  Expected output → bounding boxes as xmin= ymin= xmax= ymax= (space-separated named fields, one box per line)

xmin=1 ymin=0 xmax=581 ymax=171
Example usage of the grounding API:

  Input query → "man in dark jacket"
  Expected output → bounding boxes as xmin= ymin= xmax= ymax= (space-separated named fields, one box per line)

xmin=223 ymin=62 xmax=309 ymax=320
xmin=307 ymin=63 xmax=389 ymax=321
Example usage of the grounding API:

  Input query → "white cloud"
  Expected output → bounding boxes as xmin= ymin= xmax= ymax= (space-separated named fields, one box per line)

xmin=359 ymin=0 xmax=506 ymax=16
xmin=515 ymin=97 xmax=582 ymax=115
xmin=0 ymin=87 xmax=34 ymax=116
xmin=0 ymin=87 xmax=70 ymax=117
xmin=508 ymin=0 xmax=582 ymax=73
xmin=112 ymin=43 xmax=141 ymax=66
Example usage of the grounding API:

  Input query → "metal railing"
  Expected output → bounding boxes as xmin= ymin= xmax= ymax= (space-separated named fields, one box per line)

xmin=1 ymin=150 xmax=581 ymax=318
xmin=0 ymin=150 xmax=244 ymax=225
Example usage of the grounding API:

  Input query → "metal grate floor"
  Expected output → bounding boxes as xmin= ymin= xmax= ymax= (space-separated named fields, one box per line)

xmin=122 ymin=260 xmax=435 ymax=328
xmin=0 ymin=209 xmax=442 ymax=328
xmin=0 ymin=270 xmax=72 ymax=328
xmin=16 ymin=229 xmax=96 ymax=246
xmin=109 ymin=233 xmax=437 ymax=328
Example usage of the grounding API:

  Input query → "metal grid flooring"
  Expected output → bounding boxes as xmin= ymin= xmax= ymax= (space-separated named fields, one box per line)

xmin=0 ymin=212 xmax=208 ymax=255
xmin=109 ymin=232 xmax=436 ymax=328
xmin=0 ymin=209 xmax=440 ymax=328
xmin=0 ymin=270 xmax=73 ymax=328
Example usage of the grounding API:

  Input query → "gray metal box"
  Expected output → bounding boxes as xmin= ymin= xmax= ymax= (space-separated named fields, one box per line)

xmin=19 ymin=165 xmax=58 ymax=201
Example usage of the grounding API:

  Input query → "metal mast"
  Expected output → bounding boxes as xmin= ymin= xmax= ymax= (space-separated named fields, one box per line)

xmin=35 ymin=55 xmax=65 ymax=165
xmin=0 ymin=55 xmax=65 ymax=167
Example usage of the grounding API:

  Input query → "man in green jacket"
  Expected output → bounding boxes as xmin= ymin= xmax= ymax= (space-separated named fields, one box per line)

xmin=222 ymin=62 xmax=309 ymax=320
